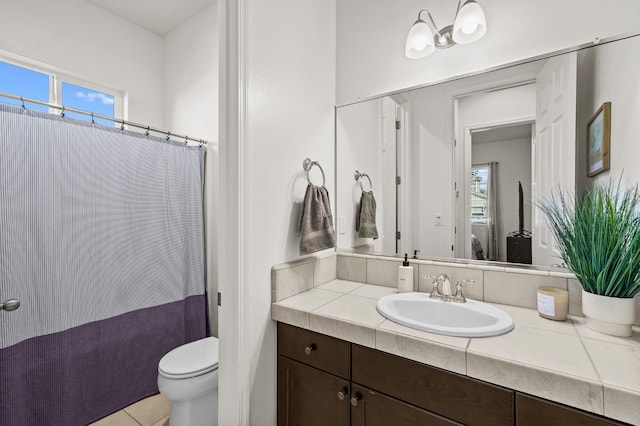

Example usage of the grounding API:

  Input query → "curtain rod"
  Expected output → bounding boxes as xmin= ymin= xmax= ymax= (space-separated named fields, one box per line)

xmin=0 ymin=91 xmax=208 ymax=146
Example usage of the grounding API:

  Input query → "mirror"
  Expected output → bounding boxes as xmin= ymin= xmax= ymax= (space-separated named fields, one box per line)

xmin=336 ymin=33 xmax=640 ymax=268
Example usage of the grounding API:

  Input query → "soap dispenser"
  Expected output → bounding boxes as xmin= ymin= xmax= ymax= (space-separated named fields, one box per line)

xmin=397 ymin=254 xmax=414 ymax=293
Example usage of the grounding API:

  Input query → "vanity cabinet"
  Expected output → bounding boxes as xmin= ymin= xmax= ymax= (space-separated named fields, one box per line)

xmin=278 ymin=357 xmax=350 ymax=426
xmin=352 ymin=344 xmax=512 ymax=426
xmin=277 ymin=323 xmax=626 ymax=426
xmin=277 ymin=323 xmax=351 ymax=426
xmin=350 ymin=383 xmax=462 ymax=426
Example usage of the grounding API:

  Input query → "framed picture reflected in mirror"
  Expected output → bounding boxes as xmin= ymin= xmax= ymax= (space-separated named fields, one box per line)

xmin=587 ymin=102 xmax=611 ymax=177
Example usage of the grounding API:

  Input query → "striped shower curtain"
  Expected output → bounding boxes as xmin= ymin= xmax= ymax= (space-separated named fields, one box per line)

xmin=0 ymin=104 xmax=207 ymax=425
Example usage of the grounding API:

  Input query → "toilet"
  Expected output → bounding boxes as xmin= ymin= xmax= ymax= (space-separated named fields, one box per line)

xmin=158 ymin=337 xmax=219 ymax=426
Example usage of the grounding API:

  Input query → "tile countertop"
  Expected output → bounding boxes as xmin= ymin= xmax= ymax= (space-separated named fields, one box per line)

xmin=271 ymin=280 xmax=640 ymax=425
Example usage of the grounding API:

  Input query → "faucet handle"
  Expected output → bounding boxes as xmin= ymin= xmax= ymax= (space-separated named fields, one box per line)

xmin=453 ymin=279 xmax=475 ymax=303
xmin=423 ymin=274 xmax=441 ymax=298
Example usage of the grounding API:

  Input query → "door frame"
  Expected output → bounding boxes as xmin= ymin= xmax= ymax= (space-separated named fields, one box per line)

xmin=460 ymin=118 xmax=535 ymax=260
xmin=452 ymin=81 xmax=537 ymax=259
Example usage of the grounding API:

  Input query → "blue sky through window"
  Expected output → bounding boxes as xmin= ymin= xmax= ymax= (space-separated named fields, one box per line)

xmin=0 ymin=61 xmax=49 ymax=112
xmin=62 ymin=82 xmax=114 ymax=126
xmin=0 ymin=60 xmax=116 ymax=126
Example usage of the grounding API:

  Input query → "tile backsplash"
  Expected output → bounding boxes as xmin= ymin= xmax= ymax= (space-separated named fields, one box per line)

xmin=272 ymin=251 xmax=640 ymax=324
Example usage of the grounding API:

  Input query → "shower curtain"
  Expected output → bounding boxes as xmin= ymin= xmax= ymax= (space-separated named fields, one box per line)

xmin=0 ymin=104 xmax=207 ymax=425
xmin=486 ymin=162 xmax=499 ymax=261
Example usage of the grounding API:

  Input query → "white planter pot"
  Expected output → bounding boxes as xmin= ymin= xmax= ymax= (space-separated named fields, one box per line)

xmin=582 ymin=290 xmax=636 ymax=337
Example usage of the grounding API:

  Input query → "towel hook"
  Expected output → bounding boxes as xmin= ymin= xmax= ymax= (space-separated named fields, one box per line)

xmin=354 ymin=170 xmax=373 ymax=192
xmin=303 ymin=158 xmax=326 ymax=187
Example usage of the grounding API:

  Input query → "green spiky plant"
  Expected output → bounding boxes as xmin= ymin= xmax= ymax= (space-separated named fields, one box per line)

xmin=538 ymin=180 xmax=640 ymax=298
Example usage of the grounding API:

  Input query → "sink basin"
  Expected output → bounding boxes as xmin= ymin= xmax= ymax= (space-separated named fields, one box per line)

xmin=376 ymin=293 xmax=514 ymax=338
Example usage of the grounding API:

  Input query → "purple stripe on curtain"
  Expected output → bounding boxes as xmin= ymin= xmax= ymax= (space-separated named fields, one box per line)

xmin=0 ymin=294 xmax=206 ymax=426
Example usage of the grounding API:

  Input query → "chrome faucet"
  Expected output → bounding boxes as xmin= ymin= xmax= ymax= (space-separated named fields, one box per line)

xmin=439 ymin=274 xmax=452 ymax=296
xmin=425 ymin=274 xmax=474 ymax=303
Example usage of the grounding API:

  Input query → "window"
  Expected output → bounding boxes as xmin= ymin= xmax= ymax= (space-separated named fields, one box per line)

xmin=62 ymin=82 xmax=115 ymax=126
xmin=471 ymin=166 xmax=488 ymax=223
xmin=0 ymin=61 xmax=49 ymax=112
xmin=0 ymin=56 xmax=122 ymax=126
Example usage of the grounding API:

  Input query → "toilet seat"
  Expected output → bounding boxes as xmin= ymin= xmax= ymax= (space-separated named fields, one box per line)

xmin=159 ymin=337 xmax=219 ymax=379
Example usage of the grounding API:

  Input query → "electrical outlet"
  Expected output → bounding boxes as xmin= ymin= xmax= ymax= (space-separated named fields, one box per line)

xmin=435 ymin=214 xmax=443 ymax=226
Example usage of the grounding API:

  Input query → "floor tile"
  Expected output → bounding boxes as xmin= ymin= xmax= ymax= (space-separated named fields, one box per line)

xmin=124 ymin=393 xmax=171 ymax=426
xmin=151 ymin=415 xmax=170 ymax=426
xmin=90 ymin=410 xmax=140 ymax=426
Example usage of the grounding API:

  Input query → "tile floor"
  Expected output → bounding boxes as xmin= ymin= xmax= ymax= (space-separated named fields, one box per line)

xmin=90 ymin=394 xmax=170 ymax=426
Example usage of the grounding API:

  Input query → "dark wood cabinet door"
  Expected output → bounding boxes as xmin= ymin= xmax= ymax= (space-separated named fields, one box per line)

xmin=516 ymin=393 xmax=626 ymax=426
xmin=352 ymin=345 xmax=514 ymax=426
xmin=351 ymin=384 xmax=463 ymax=426
xmin=277 ymin=356 xmax=350 ymax=426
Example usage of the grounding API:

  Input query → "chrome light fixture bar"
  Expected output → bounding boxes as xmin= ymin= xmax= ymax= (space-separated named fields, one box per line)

xmin=405 ymin=0 xmax=487 ymax=59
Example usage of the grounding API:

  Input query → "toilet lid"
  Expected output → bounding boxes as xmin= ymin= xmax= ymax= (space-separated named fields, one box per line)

xmin=159 ymin=337 xmax=219 ymax=379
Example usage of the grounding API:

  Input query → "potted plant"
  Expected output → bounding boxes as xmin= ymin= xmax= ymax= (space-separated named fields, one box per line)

xmin=538 ymin=179 xmax=640 ymax=337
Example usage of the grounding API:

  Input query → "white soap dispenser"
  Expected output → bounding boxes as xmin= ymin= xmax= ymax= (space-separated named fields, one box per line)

xmin=397 ymin=254 xmax=414 ymax=293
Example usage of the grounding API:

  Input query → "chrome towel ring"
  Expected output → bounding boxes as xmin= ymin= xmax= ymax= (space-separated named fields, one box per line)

xmin=354 ymin=170 xmax=373 ymax=191
xmin=303 ymin=158 xmax=326 ymax=187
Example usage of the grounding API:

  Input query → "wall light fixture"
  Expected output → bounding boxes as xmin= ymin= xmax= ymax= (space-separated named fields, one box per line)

xmin=405 ymin=0 xmax=487 ymax=59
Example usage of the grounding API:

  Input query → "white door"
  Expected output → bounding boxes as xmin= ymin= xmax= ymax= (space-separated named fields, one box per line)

xmin=532 ymin=52 xmax=577 ymax=266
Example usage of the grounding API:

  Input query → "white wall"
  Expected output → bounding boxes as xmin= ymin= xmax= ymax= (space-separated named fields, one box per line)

xmin=336 ymin=98 xmax=385 ymax=251
xmin=164 ymin=3 xmax=219 ymax=335
xmin=164 ymin=4 xmax=218 ymax=142
xmin=0 ymin=0 xmax=164 ymax=127
xmin=410 ymin=84 xmax=454 ymax=258
xmin=218 ymin=0 xmax=337 ymax=424
xmin=336 ymin=0 xmax=640 ymax=105
xmin=576 ymin=35 xmax=640 ymax=191
xmin=473 ymin=137 xmax=532 ymax=262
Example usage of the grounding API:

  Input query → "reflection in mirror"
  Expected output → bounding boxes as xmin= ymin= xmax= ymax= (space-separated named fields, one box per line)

xmin=336 ymin=33 xmax=640 ymax=269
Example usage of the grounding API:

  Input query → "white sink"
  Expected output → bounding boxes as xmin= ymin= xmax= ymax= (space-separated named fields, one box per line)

xmin=376 ymin=292 xmax=514 ymax=338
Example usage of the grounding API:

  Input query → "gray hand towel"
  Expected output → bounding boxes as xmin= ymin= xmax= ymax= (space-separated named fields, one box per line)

xmin=298 ymin=184 xmax=336 ymax=255
xmin=356 ymin=190 xmax=379 ymax=239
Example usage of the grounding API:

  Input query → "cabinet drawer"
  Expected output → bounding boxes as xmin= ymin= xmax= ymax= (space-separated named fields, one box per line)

xmin=352 ymin=345 xmax=514 ymax=426
xmin=516 ymin=393 xmax=625 ymax=426
xmin=277 ymin=323 xmax=350 ymax=379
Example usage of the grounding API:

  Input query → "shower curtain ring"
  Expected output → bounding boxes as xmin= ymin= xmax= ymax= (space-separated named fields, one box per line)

xmin=184 ymin=136 xmax=189 ymax=145
xmin=166 ymin=131 xmax=171 ymax=141
xmin=198 ymin=140 xmax=204 ymax=148
xmin=60 ymin=106 xmax=65 ymax=118
xmin=91 ymin=112 xmax=95 ymax=125
xmin=120 ymin=120 xmax=125 ymax=130
xmin=145 ymin=126 xmax=150 ymax=136
xmin=20 ymin=97 xmax=25 ymax=110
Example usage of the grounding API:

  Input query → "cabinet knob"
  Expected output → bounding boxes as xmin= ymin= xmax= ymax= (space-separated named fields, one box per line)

xmin=337 ymin=387 xmax=348 ymax=400
xmin=350 ymin=393 xmax=361 ymax=407
xmin=304 ymin=343 xmax=317 ymax=355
